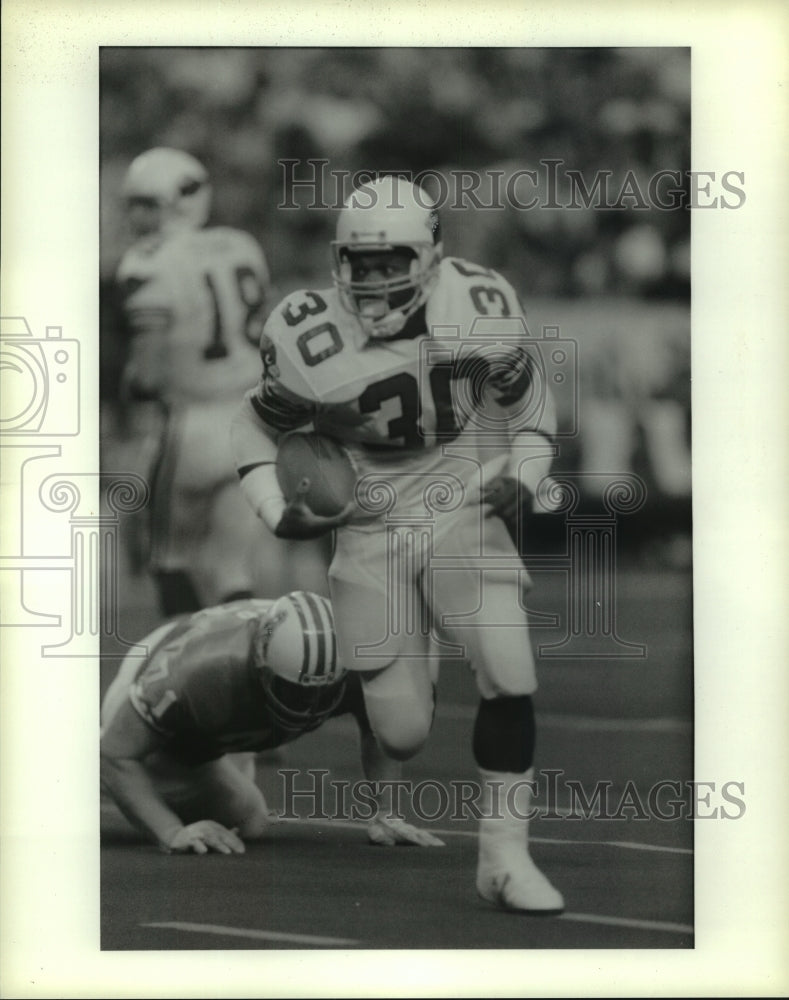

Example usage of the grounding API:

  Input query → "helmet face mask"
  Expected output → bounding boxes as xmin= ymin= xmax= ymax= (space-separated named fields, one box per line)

xmin=340 ymin=247 xmax=422 ymax=329
xmin=260 ymin=670 xmax=347 ymax=734
xmin=122 ymin=147 xmax=212 ymax=238
xmin=331 ymin=176 xmax=443 ymax=339
xmin=252 ymin=592 xmax=346 ymax=730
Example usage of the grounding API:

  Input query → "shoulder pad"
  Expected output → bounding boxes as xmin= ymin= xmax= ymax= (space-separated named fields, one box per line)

xmin=262 ymin=287 xmax=342 ymax=390
xmin=440 ymin=256 xmax=514 ymax=291
xmin=428 ymin=258 xmax=526 ymax=341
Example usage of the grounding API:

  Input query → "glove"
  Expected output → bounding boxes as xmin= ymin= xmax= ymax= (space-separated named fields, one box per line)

xmin=367 ymin=815 xmax=445 ymax=847
xmin=274 ymin=478 xmax=355 ymax=540
xmin=163 ymin=820 xmax=246 ymax=855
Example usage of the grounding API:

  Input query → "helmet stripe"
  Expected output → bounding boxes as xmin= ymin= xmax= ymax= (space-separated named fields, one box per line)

xmin=287 ymin=592 xmax=312 ymax=682
xmin=318 ymin=596 xmax=338 ymax=680
xmin=302 ymin=591 xmax=334 ymax=680
xmin=301 ymin=591 xmax=326 ymax=677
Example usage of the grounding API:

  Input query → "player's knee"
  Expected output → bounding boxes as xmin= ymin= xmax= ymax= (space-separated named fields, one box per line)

xmin=472 ymin=653 xmax=536 ymax=699
xmin=372 ymin=707 xmax=433 ymax=760
xmin=358 ymin=663 xmax=436 ymax=759
xmin=375 ymin=726 xmax=430 ymax=761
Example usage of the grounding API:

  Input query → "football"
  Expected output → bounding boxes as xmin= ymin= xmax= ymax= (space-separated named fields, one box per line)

xmin=275 ymin=432 xmax=357 ymax=517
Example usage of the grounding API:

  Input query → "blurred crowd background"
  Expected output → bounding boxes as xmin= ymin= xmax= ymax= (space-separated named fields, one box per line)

xmin=100 ymin=47 xmax=692 ymax=567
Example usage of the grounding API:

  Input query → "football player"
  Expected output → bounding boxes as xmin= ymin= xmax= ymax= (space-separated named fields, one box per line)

xmin=101 ymin=591 xmax=444 ymax=854
xmin=231 ymin=176 xmax=564 ymax=913
xmin=113 ymin=147 xmax=329 ymax=615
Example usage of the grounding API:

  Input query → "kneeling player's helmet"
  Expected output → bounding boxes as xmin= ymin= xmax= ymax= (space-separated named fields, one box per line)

xmin=122 ymin=147 xmax=211 ymax=236
xmin=253 ymin=591 xmax=347 ymax=731
xmin=331 ymin=175 xmax=443 ymax=339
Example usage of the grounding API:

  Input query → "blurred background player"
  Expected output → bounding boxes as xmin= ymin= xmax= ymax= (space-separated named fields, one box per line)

xmin=113 ymin=146 xmax=329 ymax=616
xmin=101 ymin=590 xmax=444 ymax=854
xmin=232 ymin=176 xmax=565 ymax=914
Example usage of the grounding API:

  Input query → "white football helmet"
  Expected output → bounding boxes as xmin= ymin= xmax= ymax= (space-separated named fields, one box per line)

xmin=253 ymin=591 xmax=347 ymax=730
xmin=121 ymin=147 xmax=211 ymax=236
xmin=331 ymin=175 xmax=443 ymax=338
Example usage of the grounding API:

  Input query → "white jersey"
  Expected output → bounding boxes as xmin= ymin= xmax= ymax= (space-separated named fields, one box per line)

xmin=236 ymin=256 xmax=558 ymax=522
xmin=232 ymin=256 xmax=549 ymax=690
xmin=115 ymin=226 xmax=273 ymax=601
xmin=117 ymin=225 xmax=270 ymax=406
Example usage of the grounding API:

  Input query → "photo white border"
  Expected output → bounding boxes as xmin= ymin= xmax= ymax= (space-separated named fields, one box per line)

xmin=2 ymin=0 xmax=788 ymax=996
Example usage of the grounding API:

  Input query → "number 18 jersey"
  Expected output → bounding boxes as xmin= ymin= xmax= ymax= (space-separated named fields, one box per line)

xmin=117 ymin=226 xmax=271 ymax=406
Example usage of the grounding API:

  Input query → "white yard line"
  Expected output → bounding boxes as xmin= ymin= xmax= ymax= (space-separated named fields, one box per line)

xmin=141 ymin=914 xmax=692 ymax=943
xmin=530 ymin=834 xmax=692 ymax=855
xmin=603 ymin=839 xmax=692 ymax=855
xmin=279 ymin=816 xmax=693 ymax=855
xmin=559 ymin=912 xmax=694 ymax=936
xmin=141 ymin=921 xmax=359 ymax=947
xmin=101 ymin=805 xmax=691 ymax=855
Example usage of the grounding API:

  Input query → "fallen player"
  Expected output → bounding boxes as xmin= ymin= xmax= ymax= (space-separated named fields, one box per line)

xmin=100 ymin=592 xmax=444 ymax=854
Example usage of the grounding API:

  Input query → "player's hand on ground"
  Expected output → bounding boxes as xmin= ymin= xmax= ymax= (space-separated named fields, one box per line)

xmin=480 ymin=475 xmax=524 ymax=524
xmin=367 ymin=815 xmax=445 ymax=847
xmin=164 ymin=821 xmax=246 ymax=855
xmin=274 ymin=478 xmax=355 ymax=539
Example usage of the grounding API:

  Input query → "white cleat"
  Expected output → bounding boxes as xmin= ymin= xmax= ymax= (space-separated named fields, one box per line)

xmin=475 ymin=767 xmax=564 ymax=914
xmin=476 ymin=852 xmax=565 ymax=915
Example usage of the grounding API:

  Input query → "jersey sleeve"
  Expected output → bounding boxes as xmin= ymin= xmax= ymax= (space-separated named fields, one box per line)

xmin=231 ymin=301 xmax=324 ymax=524
xmin=127 ymin=607 xmax=261 ymax=749
xmin=439 ymin=258 xmax=558 ymax=442
xmin=247 ymin=295 xmax=322 ymax=434
xmin=482 ymin=339 xmax=559 ymax=440
xmin=128 ymin=643 xmax=191 ymax=739
xmin=248 ymin=350 xmax=316 ymax=434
